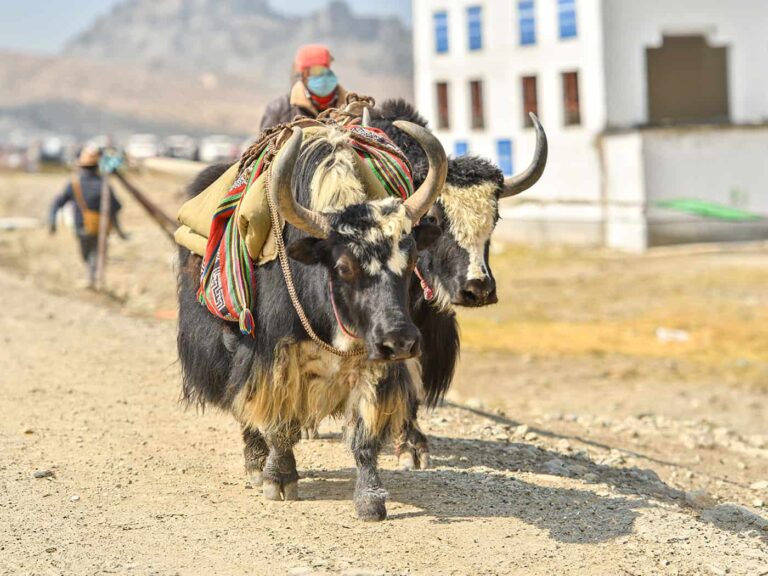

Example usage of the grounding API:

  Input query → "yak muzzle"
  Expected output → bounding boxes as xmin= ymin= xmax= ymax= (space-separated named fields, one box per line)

xmin=368 ymin=324 xmax=422 ymax=362
xmin=455 ymin=278 xmax=498 ymax=307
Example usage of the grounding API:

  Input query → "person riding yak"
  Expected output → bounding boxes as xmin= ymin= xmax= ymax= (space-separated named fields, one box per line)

xmin=49 ymin=146 xmax=127 ymax=289
xmin=259 ymin=44 xmax=347 ymax=132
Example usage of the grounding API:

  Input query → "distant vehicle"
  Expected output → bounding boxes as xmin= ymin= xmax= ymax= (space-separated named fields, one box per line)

xmin=40 ymin=135 xmax=77 ymax=165
xmin=164 ymin=135 xmax=198 ymax=160
xmin=126 ymin=134 xmax=160 ymax=161
xmin=198 ymin=135 xmax=238 ymax=163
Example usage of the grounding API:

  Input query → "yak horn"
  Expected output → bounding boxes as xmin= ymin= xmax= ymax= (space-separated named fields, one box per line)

xmin=500 ymin=113 xmax=548 ymax=198
xmin=394 ymin=121 xmax=448 ymax=223
xmin=271 ymin=127 xmax=330 ymax=239
xmin=362 ymin=107 xmax=372 ymax=127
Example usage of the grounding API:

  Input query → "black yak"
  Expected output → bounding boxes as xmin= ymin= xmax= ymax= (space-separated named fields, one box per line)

xmin=368 ymin=100 xmax=548 ymax=469
xmin=177 ymin=122 xmax=447 ymax=521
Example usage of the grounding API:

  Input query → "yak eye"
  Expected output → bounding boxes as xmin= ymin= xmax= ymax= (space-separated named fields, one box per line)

xmin=424 ymin=206 xmax=442 ymax=227
xmin=335 ymin=260 xmax=356 ymax=282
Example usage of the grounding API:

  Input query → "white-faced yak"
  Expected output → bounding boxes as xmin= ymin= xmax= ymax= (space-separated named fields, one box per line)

xmin=368 ymin=100 xmax=548 ymax=470
xmin=177 ymin=123 xmax=447 ymax=521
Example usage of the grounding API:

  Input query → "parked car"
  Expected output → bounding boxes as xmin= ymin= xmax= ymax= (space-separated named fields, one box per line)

xmin=164 ymin=135 xmax=198 ymax=160
xmin=198 ymin=135 xmax=238 ymax=163
xmin=126 ymin=134 xmax=160 ymax=162
xmin=40 ymin=135 xmax=77 ymax=165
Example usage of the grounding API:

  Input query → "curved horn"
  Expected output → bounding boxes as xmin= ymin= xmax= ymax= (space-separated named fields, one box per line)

xmin=362 ymin=106 xmax=372 ymax=127
xmin=500 ymin=112 xmax=548 ymax=198
xmin=394 ymin=120 xmax=448 ymax=223
xmin=271 ymin=127 xmax=330 ymax=238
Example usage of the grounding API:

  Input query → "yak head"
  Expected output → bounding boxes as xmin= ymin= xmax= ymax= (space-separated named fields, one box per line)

xmin=273 ymin=124 xmax=446 ymax=362
xmin=369 ymin=100 xmax=548 ymax=309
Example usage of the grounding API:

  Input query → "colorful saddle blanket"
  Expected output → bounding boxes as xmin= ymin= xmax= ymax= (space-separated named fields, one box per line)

xmin=197 ymin=124 xmax=414 ymax=335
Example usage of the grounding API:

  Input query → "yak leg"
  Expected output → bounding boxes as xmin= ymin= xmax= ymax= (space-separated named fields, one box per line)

xmin=262 ymin=423 xmax=301 ymax=501
xmin=350 ymin=418 xmax=388 ymax=522
xmin=395 ymin=401 xmax=431 ymax=471
xmin=242 ymin=425 xmax=269 ymax=487
xmin=301 ymin=418 xmax=319 ymax=440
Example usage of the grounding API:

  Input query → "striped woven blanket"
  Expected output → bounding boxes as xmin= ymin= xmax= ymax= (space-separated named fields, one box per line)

xmin=197 ymin=124 xmax=414 ymax=335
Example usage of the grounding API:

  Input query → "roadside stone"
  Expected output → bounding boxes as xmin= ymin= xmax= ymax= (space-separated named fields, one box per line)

xmin=465 ymin=397 xmax=485 ymax=410
xmin=32 ymin=470 xmax=54 ymax=479
xmin=685 ymin=490 xmax=715 ymax=508
xmin=753 ymin=499 xmax=765 ymax=508
xmin=513 ymin=424 xmax=529 ymax=438
xmin=69 ymin=495 xmax=80 ymax=502
xmin=542 ymin=458 xmax=569 ymax=476
xmin=749 ymin=480 xmax=768 ymax=491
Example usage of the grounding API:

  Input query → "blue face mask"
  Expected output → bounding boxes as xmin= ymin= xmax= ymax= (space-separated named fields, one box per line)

xmin=306 ymin=70 xmax=338 ymax=97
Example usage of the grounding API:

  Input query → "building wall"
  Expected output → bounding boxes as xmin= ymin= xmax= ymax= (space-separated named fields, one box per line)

xmin=413 ymin=0 xmax=608 ymax=223
xmin=602 ymin=0 xmax=768 ymax=128
xmin=600 ymin=126 xmax=768 ymax=250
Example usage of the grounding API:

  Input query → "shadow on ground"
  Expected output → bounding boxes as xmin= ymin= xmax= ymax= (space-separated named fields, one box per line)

xmin=297 ymin=432 xmax=768 ymax=544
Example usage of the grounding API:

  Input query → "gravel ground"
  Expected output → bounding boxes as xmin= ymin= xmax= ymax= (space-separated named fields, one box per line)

xmin=1 ymin=170 xmax=767 ymax=575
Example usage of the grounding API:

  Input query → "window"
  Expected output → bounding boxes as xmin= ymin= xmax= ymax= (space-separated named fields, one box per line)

xmin=469 ymin=80 xmax=485 ymax=129
xmin=519 ymin=0 xmax=536 ymax=46
xmin=436 ymin=82 xmax=450 ymax=129
xmin=558 ymin=0 xmax=577 ymax=39
xmin=647 ymin=35 xmax=730 ymax=124
xmin=467 ymin=6 xmax=483 ymax=51
xmin=562 ymin=71 xmax=581 ymax=126
xmin=454 ymin=141 xmax=469 ymax=156
xmin=434 ymin=11 xmax=449 ymax=54
xmin=521 ymin=76 xmax=538 ymax=127
xmin=497 ymin=140 xmax=514 ymax=177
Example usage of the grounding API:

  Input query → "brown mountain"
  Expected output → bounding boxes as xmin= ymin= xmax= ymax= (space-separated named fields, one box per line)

xmin=2 ymin=0 xmax=413 ymax=138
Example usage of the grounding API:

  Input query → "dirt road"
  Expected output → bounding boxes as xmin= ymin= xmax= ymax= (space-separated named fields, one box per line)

xmin=1 ymin=273 xmax=766 ymax=575
xmin=1 ymin=170 xmax=767 ymax=574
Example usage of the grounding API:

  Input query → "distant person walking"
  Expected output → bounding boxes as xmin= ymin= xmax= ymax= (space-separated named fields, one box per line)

xmin=259 ymin=44 xmax=348 ymax=131
xmin=49 ymin=146 xmax=127 ymax=289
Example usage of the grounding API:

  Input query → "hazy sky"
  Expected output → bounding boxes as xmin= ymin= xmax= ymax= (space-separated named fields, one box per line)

xmin=0 ymin=0 xmax=412 ymax=54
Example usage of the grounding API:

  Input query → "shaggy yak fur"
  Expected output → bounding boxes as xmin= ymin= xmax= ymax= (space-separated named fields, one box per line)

xmin=177 ymin=128 xmax=441 ymax=521
xmin=370 ymin=99 xmax=508 ymax=469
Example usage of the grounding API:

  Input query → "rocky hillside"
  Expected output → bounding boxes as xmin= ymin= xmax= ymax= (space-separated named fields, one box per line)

xmin=2 ymin=0 xmax=413 ymax=138
xmin=64 ymin=0 xmax=413 ymax=95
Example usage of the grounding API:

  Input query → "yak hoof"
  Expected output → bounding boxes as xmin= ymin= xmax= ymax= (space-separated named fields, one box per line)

xmin=356 ymin=495 xmax=387 ymax=522
xmin=283 ymin=481 xmax=299 ymax=501
xmin=398 ymin=451 xmax=416 ymax=471
xmin=248 ymin=471 xmax=264 ymax=487
xmin=301 ymin=427 xmax=319 ymax=440
xmin=418 ymin=452 xmax=431 ymax=470
xmin=263 ymin=480 xmax=283 ymax=501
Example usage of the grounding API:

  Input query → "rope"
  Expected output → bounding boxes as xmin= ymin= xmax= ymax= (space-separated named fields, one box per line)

xmin=263 ymin=140 xmax=366 ymax=358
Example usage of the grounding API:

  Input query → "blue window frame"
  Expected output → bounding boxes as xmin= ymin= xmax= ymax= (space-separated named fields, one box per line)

xmin=519 ymin=0 xmax=536 ymax=46
xmin=434 ymin=11 xmax=449 ymax=53
xmin=454 ymin=141 xmax=469 ymax=156
xmin=497 ymin=139 xmax=514 ymax=177
xmin=467 ymin=6 xmax=483 ymax=51
xmin=558 ymin=0 xmax=577 ymax=39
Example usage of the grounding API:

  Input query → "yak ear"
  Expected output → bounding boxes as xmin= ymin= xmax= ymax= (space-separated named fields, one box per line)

xmin=413 ymin=222 xmax=442 ymax=251
xmin=287 ymin=237 xmax=327 ymax=265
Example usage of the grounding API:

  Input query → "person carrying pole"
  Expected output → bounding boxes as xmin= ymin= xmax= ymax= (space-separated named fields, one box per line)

xmin=49 ymin=146 xmax=128 ymax=289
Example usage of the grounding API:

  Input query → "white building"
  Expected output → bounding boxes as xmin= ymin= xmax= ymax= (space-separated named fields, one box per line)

xmin=413 ymin=0 xmax=768 ymax=251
